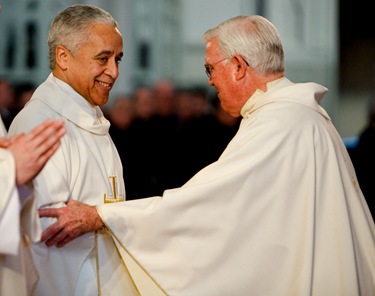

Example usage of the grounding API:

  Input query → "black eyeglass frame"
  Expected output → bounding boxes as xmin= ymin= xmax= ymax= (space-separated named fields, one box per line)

xmin=204 ymin=58 xmax=228 ymax=78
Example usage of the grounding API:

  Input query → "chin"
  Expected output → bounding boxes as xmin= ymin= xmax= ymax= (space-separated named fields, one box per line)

xmin=98 ymin=101 xmax=109 ymax=107
xmin=96 ymin=96 xmax=109 ymax=106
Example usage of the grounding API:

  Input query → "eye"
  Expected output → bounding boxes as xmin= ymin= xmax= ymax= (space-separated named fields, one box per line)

xmin=98 ymin=57 xmax=109 ymax=63
xmin=115 ymin=57 xmax=122 ymax=64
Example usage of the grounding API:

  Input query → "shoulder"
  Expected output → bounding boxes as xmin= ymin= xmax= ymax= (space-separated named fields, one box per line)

xmin=9 ymin=99 xmax=59 ymax=135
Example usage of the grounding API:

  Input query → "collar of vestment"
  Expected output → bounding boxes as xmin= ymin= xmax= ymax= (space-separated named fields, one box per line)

xmin=240 ymin=77 xmax=330 ymax=120
xmin=30 ymin=73 xmax=110 ymax=135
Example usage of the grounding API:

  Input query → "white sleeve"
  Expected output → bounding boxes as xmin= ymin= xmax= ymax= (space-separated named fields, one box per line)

xmin=0 ymin=148 xmax=21 ymax=255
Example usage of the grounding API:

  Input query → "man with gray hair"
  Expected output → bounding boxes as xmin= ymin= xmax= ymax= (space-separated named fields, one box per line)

xmin=9 ymin=4 xmax=138 ymax=296
xmin=38 ymin=15 xmax=375 ymax=295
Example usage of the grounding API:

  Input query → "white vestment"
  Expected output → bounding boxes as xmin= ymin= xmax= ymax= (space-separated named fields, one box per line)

xmin=9 ymin=74 xmax=138 ymax=296
xmin=0 ymin=116 xmax=40 ymax=296
xmin=99 ymin=78 xmax=375 ymax=296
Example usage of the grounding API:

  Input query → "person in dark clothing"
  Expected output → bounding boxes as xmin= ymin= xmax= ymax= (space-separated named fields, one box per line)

xmin=350 ymin=95 xmax=375 ymax=218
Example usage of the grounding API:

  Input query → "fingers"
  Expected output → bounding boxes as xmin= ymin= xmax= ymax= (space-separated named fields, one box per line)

xmin=27 ymin=119 xmax=61 ymax=140
xmin=38 ymin=208 xmax=61 ymax=243
xmin=55 ymin=235 xmax=74 ymax=248
xmin=39 ymin=208 xmax=68 ymax=246
xmin=44 ymin=229 xmax=72 ymax=248
xmin=34 ymin=128 xmax=65 ymax=165
xmin=38 ymin=207 xmax=60 ymax=218
xmin=42 ymin=224 xmax=80 ymax=248
xmin=38 ymin=201 xmax=103 ymax=248
xmin=8 ymin=133 xmax=23 ymax=144
xmin=43 ymin=226 xmax=77 ymax=248
xmin=41 ymin=226 xmax=64 ymax=246
xmin=0 ymin=137 xmax=10 ymax=148
xmin=39 ymin=204 xmax=86 ymax=247
xmin=28 ymin=119 xmax=66 ymax=154
xmin=35 ymin=142 xmax=61 ymax=167
xmin=28 ymin=118 xmax=54 ymax=136
xmin=10 ymin=119 xmax=65 ymax=185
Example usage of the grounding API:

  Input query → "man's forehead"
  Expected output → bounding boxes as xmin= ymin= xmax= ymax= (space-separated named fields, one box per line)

xmin=205 ymin=38 xmax=220 ymax=60
xmin=206 ymin=40 xmax=214 ymax=49
xmin=206 ymin=37 xmax=218 ymax=49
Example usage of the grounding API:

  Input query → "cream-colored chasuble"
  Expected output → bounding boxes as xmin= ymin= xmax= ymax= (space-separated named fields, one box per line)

xmin=9 ymin=74 xmax=139 ymax=296
xmin=99 ymin=78 xmax=375 ymax=296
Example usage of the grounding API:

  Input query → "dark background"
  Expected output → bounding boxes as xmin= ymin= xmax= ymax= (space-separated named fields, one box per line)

xmin=340 ymin=0 xmax=375 ymax=93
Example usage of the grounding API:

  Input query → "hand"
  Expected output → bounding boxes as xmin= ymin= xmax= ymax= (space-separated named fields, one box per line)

xmin=0 ymin=137 xmax=11 ymax=148
xmin=7 ymin=119 xmax=65 ymax=186
xmin=38 ymin=200 xmax=104 ymax=248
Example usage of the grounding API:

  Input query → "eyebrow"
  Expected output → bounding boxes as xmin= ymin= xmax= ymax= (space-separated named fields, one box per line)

xmin=96 ymin=50 xmax=124 ymax=58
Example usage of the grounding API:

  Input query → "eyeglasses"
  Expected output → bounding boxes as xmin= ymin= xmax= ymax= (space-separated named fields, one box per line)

xmin=204 ymin=58 xmax=228 ymax=78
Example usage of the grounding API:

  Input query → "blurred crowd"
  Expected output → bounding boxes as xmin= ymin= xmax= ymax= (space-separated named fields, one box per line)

xmin=0 ymin=78 xmax=35 ymax=130
xmin=0 ymin=77 xmax=241 ymax=200
xmin=3 ymin=76 xmax=375 ymax=205
xmin=347 ymin=95 xmax=375 ymax=215
xmin=104 ymin=80 xmax=241 ymax=199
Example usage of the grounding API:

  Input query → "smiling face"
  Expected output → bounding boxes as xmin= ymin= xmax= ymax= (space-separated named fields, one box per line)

xmin=54 ymin=23 xmax=123 ymax=106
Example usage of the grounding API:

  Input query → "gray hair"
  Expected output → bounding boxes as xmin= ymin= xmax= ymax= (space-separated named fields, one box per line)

xmin=48 ymin=4 xmax=119 ymax=69
xmin=202 ymin=15 xmax=285 ymax=75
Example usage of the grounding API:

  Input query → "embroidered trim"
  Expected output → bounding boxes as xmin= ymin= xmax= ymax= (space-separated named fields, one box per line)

xmin=95 ymin=230 xmax=101 ymax=296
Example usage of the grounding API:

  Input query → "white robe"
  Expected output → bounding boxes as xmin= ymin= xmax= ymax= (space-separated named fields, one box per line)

xmin=0 ymin=116 xmax=40 ymax=296
xmin=9 ymin=74 xmax=138 ymax=296
xmin=99 ymin=78 xmax=375 ymax=296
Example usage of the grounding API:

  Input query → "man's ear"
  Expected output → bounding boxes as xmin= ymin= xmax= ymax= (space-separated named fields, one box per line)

xmin=233 ymin=54 xmax=248 ymax=80
xmin=55 ymin=45 xmax=69 ymax=70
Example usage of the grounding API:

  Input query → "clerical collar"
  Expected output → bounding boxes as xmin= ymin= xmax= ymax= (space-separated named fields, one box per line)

xmin=240 ymin=77 xmax=287 ymax=118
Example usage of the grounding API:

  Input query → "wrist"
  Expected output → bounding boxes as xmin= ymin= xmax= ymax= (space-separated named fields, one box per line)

xmin=94 ymin=205 xmax=107 ymax=231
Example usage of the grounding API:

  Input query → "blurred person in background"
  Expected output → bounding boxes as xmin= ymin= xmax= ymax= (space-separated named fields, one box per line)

xmin=14 ymin=82 xmax=36 ymax=112
xmin=133 ymin=85 xmax=155 ymax=121
xmin=151 ymin=79 xmax=179 ymax=194
xmin=207 ymin=96 xmax=240 ymax=162
xmin=107 ymin=95 xmax=139 ymax=199
xmin=108 ymin=94 xmax=135 ymax=132
xmin=125 ymin=85 xmax=159 ymax=199
xmin=0 ymin=78 xmax=16 ymax=129
xmin=173 ymin=88 xmax=201 ymax=186
xmin=350 ymin=95 xmax=375 ymax=217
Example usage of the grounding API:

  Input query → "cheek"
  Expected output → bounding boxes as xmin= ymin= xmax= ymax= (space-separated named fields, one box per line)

xmin=217 ymin=79 xmax=233 ymax=97
xmin=218 ymin=84 xmax=238 ymax=109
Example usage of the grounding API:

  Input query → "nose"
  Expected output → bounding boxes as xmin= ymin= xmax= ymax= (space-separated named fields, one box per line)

xmin=105 ymin=59 xmax=119 ymax=79
xmin=208 ymin=77 xmax=214 ymax=86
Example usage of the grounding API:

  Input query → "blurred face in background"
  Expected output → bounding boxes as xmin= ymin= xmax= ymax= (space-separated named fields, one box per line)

xmin=134 ymin=87 xmax=155 ymax=120
xmin=0 ymin=79 xmax=15 ymax=110
xmin=109 ymin=96 xmax=134 ymax=129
